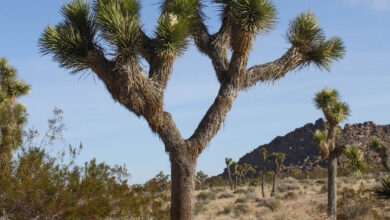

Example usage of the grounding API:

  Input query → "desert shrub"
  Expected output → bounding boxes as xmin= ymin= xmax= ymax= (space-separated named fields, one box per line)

xmin=249 ymin=179 xmax=258 ymax=186
xmin=0 ymin=146 xmax=171 ymax=219
xmin=315 ymin=179 xmax=326 ymax=184
xmin=337 ymin=186 xmax=379 ymax=220
xmin=310 ymin=166 xmax=328 ymax=179
xmin=283 ymin=191 xmax=297 ymax=200
xmin=277 ymin=182 xmax=300 ymax=193
xmin=196 ymin=191 xmax=216 ymax=201
xmin=288 ymin=168 xmax=307 ymax=180
xmin=247 ymin=186 xmax=256 ymax=193
xmin=219 ymin=205 xmax=234 ymax=215
xmin=233 ymin=204 xmax=250 ymax=216
xmin=210 ymin=187 xmax=225 ymax=194
xmin=235 ymin=197 xmax=248 ymax=203
xmin=0 ymin=110 xmax=170 ymax=220
xmin=206 ymin=176 xmax=227 ymax=187
xmin=265 ymin=171 xmax=275 ymax=183
xmin=245 ymin=192 xmax=259 ymax=201
xmin=194 ymin=202 xmax=206 ymax=216
xmin=320 ymin=184 xmax=328 ymax=193
xmin=259 ymin=198 xmax=281 ymax=212
xmin=233 ymin=188 xmax=247 ymax=194
xmin=218 ymin=193 xmax=234 ymax=199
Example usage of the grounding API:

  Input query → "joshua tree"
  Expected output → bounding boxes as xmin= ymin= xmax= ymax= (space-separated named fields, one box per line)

xmin=195 ymin=170 xmax=208 ymax=188
xmin=343 ymin=145 xmax=367 ymax=176
xmin=268 ymin=152 xmax=285 ymax=197
xmin=242 ymin=163 xmax=252 ymax=184
xmin=374 ymin=176 xmax=390 ymax=200
xmin=0 ymin=58 xmax=30 ymax=174
xmin=39 ymin=0 xmax=345 ymax=218
xmin=225 ymin=158 xmax=234 ymax=190
xmin=260 ymin=148 xmax=268 ymax=197
xmin=369 ymin=137 xmax=390 ymax=172
xmin=313 ymin=88 xmax=350 ymax=220
xmin=155 ymin=171 xmax=170 ymax=191
xmin=248 ymin=165 xmax=256 ymax=180
xmin=232 ymin=162 xmax=239 ymax=188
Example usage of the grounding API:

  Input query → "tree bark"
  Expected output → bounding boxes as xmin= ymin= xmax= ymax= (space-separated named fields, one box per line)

xmin=170 ymin=149 xmax=197 ymax=220
xmin=327 ymin=153 xmax=337 ymax=220
xmin=379 ymin=147 xmax=390 ymax=172
xmin=271 ymin=171 xmax=277 ymax=197
xmin=262 ymin=167 xmax=266 ymax=197
xmin=227 ymin=165 xmax=234 ymax=190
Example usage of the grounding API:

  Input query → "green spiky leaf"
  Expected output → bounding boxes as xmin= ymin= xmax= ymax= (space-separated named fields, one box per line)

xmin=287 ymin=11 xmax=345 ymax=71
xmin=225 ymin=0 xmax=277 ymax=34
xmin=314 ymin=88 xmax=339 ymax=110
xmin=374 ymin=176 xmax=390 ymax=200
xmin=369 ymin=137 xmax=384 ymax=152
xmin=343 ymin=145 xmax=367 ymax=175
xmin=39 ymin=0 xmax=97 ymax=73
xmin=154 ymin=13 xmax=190 ymax=56
xmin=95 ymin=0 xmax=142 ymax=59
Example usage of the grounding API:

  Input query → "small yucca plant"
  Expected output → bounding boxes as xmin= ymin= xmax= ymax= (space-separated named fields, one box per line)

xmin=343 ymin=145 xmax=367 ymax=176
xmin=374 ymin=176 xmax=390 ymax=200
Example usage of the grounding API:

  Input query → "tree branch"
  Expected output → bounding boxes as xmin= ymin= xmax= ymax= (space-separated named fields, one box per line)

xmin=243 ymin=47 xmax=306 ymax=88
xmin=188 ymin=84 xmax=239 ymax=152
xmin=139 ymin=31 xmax=154 ymax=64
xmin=190 ymin=6 xmax=231 ymax=83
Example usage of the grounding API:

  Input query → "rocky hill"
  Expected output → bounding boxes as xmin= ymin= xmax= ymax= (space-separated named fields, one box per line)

xmin=221 ymin=119 xmax=390 ymax=177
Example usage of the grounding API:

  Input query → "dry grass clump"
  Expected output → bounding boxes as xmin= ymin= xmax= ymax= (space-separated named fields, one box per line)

xmin=218 ymin=192 xmax=234 ymax=199
xmin=258 ymin=198 xmax=281 ymax=212
xmin=235 ymin=197 xmax=249 ymax=204
xmin=283 ymin=191 xmax=297 ymax=200
xmin=233 ymin=188 xmax=247 ymax=194
xmin=194 ymin=201 xmax=207 ymax=216
xmin=194 ymin=174 xmax=390 ymax=220
xmin=218 ymin=204 xmax=250 ymax=216
xmin=337 ymin=185 xmax=380 ymax=220
xmin=196 ymin=191 xmax=217 ymax=201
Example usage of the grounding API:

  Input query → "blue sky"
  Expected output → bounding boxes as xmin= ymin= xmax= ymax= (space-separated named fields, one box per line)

xmin=0 ymin=0 xmax=389 ymax=184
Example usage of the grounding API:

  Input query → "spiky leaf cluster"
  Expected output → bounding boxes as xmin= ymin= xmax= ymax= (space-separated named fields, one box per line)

xmin=221 ymin=0 xmax=277 ymax=34
xmin=374 ymin=176 xmax=390 ymax=200
xmin=154 ymin=13 xmax=190 ymax=57
xmin=260 ymin=147 xmax=267 ymax=160
xmin=268 ymin=152 xmax=285 ymax=169
xmin=343 ymin=145 xmax=367 ymax=175
xmin=162 ymin=0 xmax=204 ymax=24
xmin=369 ymin=137 xmax=384 ymax=152
xmin=287 ymin=11 xmax=345 ymax=70
xmin=95 ymin=0 xmax=142 ymax=59
xmin=39 ymin=0 xmax=97 ymax=73
xmin=225 ymin=157 xmax=233 ymax=165
xmin=314 ymin=88 xmax=350 ymax=126
xmin=314 ymin=129 xmax=329 ymax=157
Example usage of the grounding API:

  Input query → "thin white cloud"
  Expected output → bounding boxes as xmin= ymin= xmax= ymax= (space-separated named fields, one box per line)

xmin=346 ymin=0 xmax=390 ymax=11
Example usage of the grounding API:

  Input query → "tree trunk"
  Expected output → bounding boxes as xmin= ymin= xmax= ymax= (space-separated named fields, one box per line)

xmin=262 ymin=168 xmax=265 ymax=197
xmin=271 ymin=171 xmax=277 ymax=197
xmin=327 ymin=154 xmax=337 ymax=220
xmin=170 ymin=151 xmax=197 ymax=220
xmin=379 ymin=147 xmax=390 ymax=172
xmin=235 ymin=175 xmax=238 ymax=188
xmin=227 ymin=166 xmax=234 ymax=190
